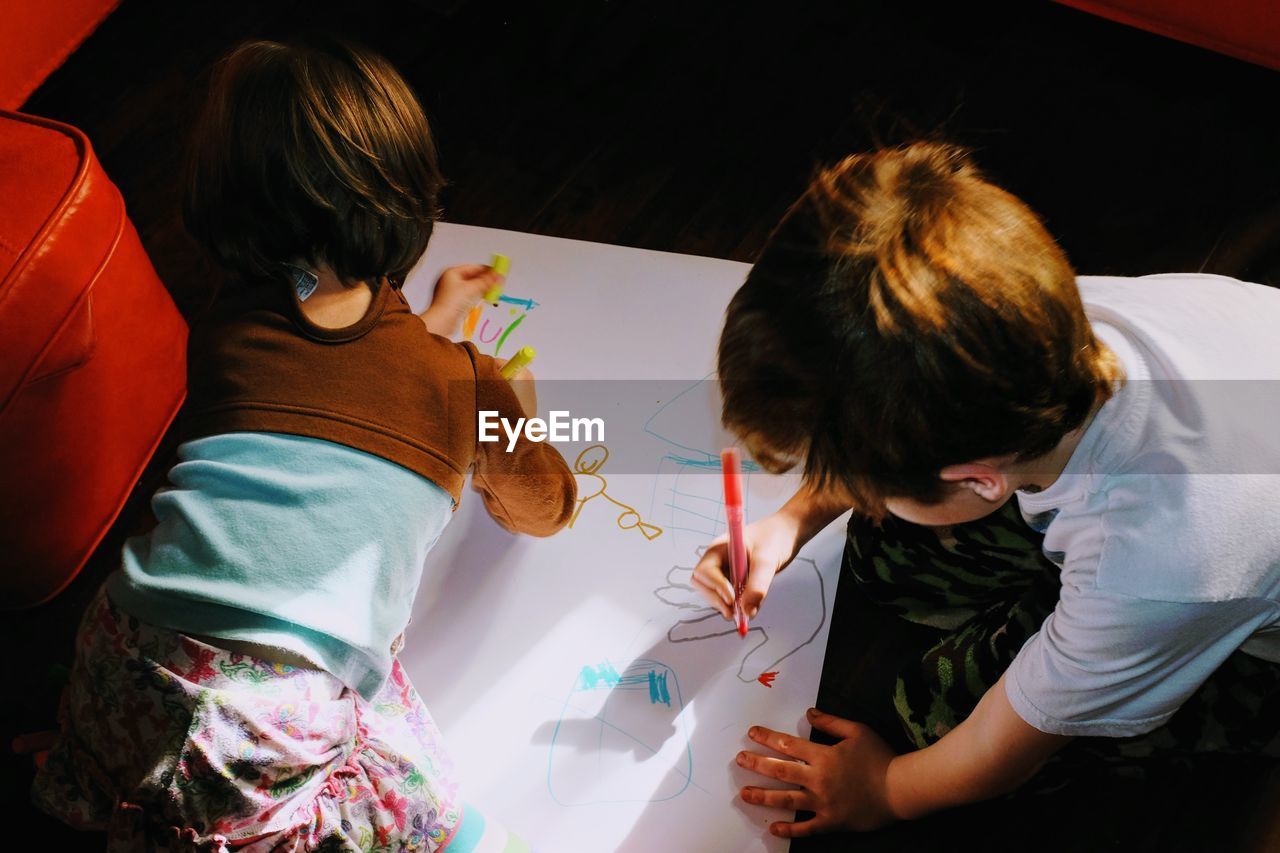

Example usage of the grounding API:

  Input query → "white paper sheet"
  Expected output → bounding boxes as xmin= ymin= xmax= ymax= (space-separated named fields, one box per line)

xmin=400 ymin=223 xmax=846 ymax=853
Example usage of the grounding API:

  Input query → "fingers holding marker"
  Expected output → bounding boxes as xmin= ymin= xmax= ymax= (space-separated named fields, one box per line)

xmin=721 ymin=447 xmax=750 ymax=635
xmin=501 ymin=353 xmax=537 ymax=417
xmin=691 ymin=573 xmax=733 ymax=620
xmin=740 ymin=559 xmax=776 ymax=619
xmin=500 ymin=346 xmax=537 ymax=380
xmin=485 ymin=253 xmax=510 ymax=303
xmin=480 ymin=255 xmax=538 ymax=418
xmin=691 ymin=541 xmax=735 ymax=617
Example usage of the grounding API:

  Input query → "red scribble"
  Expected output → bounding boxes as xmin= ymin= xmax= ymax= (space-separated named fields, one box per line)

xmin=757 ymin=671 xmax=778 ymax=688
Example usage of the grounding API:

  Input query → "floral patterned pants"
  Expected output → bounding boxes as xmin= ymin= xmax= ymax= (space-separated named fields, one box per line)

xmin=32 ymin=580 xmax=523 ymax=852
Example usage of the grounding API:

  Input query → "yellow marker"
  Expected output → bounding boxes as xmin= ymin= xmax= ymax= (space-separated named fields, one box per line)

xmin=484 ymin=253 xmax=510 ymax=303
xmin=500 ymin=345 xmax=536 ymax=379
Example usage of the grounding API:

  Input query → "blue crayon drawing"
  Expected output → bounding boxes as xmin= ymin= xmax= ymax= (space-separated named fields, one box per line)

xmin=497 ymin=294 xmax=539 ymax=311
xmin=547 ymin=658 xmax=694 ymax=805
xmin=642 ymin=376 xmax=760 ymax=545
xmin=577 ymin=661 xmax=622 ymax=690
xmin=575 ymin=660 xmax=669 ymax=706
xmin=647 ymin=669 xmax=671 ymax=706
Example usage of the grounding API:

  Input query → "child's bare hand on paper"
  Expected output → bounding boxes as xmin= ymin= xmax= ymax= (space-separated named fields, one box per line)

xmin=420 ymin=264 xmax=504 ymax=336
xmin=737 ymin=707 xmax=897 ymax=837
xmin=692 ymin=511 xmax=802 ymax=620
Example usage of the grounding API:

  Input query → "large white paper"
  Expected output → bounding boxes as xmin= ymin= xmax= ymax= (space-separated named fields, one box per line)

xmin=400 ymin=223 xmax=846 ymax=853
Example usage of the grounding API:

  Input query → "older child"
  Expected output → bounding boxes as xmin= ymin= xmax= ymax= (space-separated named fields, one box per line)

xmin=32 ymin=39 xmax=574 ymax=851
xmin=694 ymin=142 xmax=1280 ymax=837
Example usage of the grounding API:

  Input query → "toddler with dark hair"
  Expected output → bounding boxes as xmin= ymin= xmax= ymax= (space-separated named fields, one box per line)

xmin=33 ymin=38 xmax=573 ymax=852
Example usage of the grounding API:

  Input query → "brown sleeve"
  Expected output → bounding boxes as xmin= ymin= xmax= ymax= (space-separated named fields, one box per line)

xmin=468 ymin=348 xmax=577 ymax=536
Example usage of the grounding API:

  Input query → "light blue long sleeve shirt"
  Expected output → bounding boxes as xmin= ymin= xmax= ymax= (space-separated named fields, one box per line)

xmin=108 ymin=432 xmax=453 ymax=698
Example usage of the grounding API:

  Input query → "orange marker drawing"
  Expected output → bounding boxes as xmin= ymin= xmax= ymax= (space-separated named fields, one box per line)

xmin=462 ymin=303 xmax=483 ymax=339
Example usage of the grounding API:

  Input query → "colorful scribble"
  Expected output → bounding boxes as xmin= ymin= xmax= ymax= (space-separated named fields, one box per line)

xmin=756 ymin=672 xmax=778 ymax=688
xmin=570 ymin=445 xmax=663 ymax=540
xmin=462 ymin=293 xmax=540 ymax=356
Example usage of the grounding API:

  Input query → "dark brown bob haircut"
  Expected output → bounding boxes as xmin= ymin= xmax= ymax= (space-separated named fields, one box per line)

xmin=183 ymin=38 xmax=443 ymax=288
xmin=719 ymin=142 xmax=1120 ymax=518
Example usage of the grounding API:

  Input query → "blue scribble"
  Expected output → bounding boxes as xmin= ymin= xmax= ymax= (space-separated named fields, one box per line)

xmin=498 ymin=294 xmax=539 ymax=311
xmin=642 ymin=374 xmax=762 ymax=472
xmin=642 ymin=375 xmax=763 ymax=544
xmin=548 ymin=658 xmax=694 ymax=806
xmin=577 ymin=660 xmax=621 ymax=690
xmin=663 ymin=502 xmax=723 ymax=525
xmin=578 ymin=661 xmax=671 ymax=707
xmin=647 ymin=670 xmax=671 ymax=706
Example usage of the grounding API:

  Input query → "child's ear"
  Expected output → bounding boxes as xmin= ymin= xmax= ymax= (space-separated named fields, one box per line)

xmin=938 ymin=462 xmax=1009 ymax=503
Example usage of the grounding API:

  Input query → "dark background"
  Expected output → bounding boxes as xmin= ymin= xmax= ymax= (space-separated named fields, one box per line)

xmin=7 ymin=1 xmax=1279 ymax=849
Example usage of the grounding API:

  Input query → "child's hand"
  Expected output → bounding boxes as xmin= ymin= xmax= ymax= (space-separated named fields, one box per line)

xmin=504 ymin=363 xmax=537 ymax=418
xmin=420 ymin=264 xmax=504 ymax=336
xmin=691 ymin=510 xmax=802 ymax=620
xmin=737 ymin=708 xmax=898 ymax=837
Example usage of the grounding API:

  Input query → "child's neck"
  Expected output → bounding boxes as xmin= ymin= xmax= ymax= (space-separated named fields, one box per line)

xmin=295 ymin=263 xmax=376 ymax=329
xmin=1015 ymin=401 xmax=1103 ymax=493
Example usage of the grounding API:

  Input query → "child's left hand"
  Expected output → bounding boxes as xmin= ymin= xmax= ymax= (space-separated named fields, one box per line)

xmin=737 ymin=707 xmax=898 ymax=838
xmin=420 ymin=264 xmax=505 ymax=336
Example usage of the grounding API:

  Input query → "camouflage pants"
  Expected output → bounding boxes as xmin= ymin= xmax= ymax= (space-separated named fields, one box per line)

xmin=844 ymin=499 xmax=1280 ymax=766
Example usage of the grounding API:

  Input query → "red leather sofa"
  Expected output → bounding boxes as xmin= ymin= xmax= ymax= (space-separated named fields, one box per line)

xmin=1056 ymin=0 xmax=1280 ymax=70
xmin=0 ymin=0 xmax=122 ymax=110
xmin=0 ymin=111 xmax=186 ymax=604
xmin=0 ymin=111 xmax=186 ymax=606
xmin=1 ymin=0 xmax=186 ymax=608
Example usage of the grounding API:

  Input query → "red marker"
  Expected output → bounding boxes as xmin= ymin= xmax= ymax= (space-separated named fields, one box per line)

xmin=721 ymin=447 xmax=749 ymax=637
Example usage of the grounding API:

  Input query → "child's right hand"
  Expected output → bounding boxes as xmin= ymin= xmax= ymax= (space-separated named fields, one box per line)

xmin=503 ymin=363 xmax=537 ymax=418
xmin=692 ymin=511 xmax=804 ymax=621
xmin=420 ymin=264 xmax=504 ymax=337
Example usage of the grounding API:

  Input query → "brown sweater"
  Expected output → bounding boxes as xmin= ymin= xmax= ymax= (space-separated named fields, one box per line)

xmin=183 ymin=278 xmax=576 ymax=536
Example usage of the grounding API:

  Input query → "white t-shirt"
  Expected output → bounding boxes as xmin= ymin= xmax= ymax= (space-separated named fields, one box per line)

xmin=1004 ymin=273 xmax=1280 ymax=738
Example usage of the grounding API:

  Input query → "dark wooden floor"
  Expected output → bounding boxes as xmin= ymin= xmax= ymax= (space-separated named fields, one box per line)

xmin=7 ymin=1 xmax=1280 ymax=850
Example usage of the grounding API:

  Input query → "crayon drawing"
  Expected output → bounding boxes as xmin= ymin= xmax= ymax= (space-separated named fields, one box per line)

xmin=403 ymin=222 xmax=845 ymax=853
xmin=642 ymin=377 xmax=760 ymax=546
xmin=570 ymin=445 xmax=663 ymax=540
xmin=546 ymin=658 xmax=694 ymax=806
xmin=461 ymin=293 xmax=539 ymax=356
xmin=652 ymin=555 xmax=827 ymax=687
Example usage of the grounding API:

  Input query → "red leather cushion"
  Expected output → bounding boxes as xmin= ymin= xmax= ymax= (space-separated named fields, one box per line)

xmin=0 ymin=111 xmax=186 ymax=607
xmin=0 ymin=0 xmax=121 ymax=110
xmin=1056 ymin=0 xmax=1280 ymax=70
